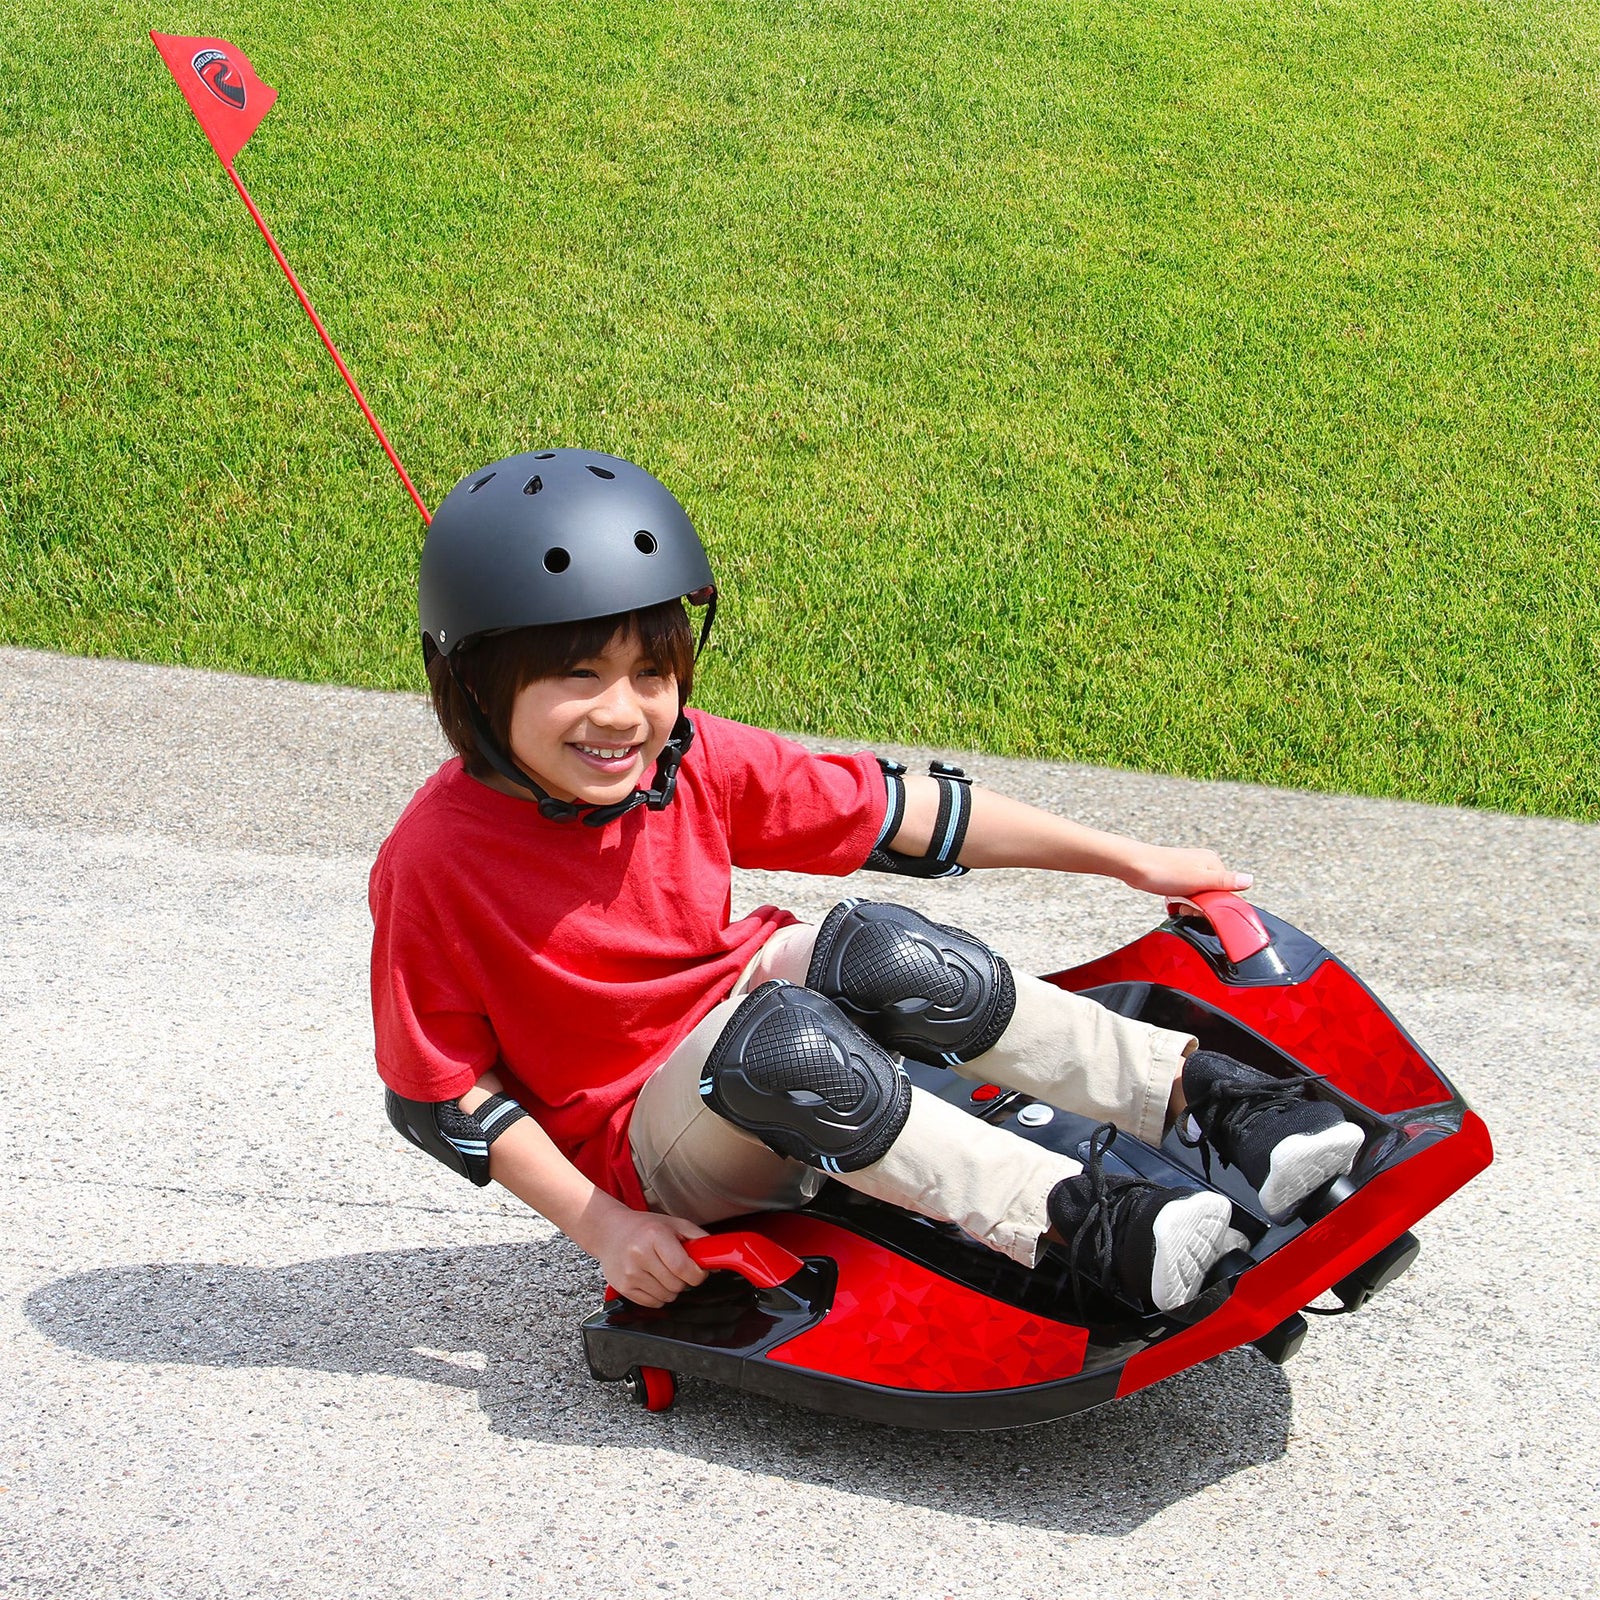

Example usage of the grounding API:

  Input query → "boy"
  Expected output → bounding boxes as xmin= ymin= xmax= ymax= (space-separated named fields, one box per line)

xmin=372 ymin=449 xmax=1362 ymax=1316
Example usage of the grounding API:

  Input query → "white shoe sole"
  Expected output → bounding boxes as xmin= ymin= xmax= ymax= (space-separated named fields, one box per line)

xmin=1259 ymin=1122 xmax=1365 ymax=1222
xmin=1150 ymin=1191 xmax=1234 ymax=1312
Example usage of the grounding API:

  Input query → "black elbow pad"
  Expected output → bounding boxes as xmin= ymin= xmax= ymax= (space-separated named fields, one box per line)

xmin=862 ymin=759 xmax=972 ymax=880
xmin=385 ymin=1088 xmax=528 ymax=1186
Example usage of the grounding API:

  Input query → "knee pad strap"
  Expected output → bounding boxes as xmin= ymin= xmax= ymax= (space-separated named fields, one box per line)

xmin=805 ymin=899 xmax=1015 ymax=1065
xmin=699 ymin=982 xmax=912 ymax=1173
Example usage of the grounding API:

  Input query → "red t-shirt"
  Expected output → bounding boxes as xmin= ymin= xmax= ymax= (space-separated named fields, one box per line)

xmin=369 ymin=710 xmax=887 ymax=1208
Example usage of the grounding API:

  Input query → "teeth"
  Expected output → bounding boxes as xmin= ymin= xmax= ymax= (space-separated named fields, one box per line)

xmin=577 ymin=745 xmax=634 ymax=760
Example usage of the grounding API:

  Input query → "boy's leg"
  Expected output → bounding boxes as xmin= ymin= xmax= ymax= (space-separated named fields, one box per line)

xmin=730 ymin=921 xmax=817 ymax=992
xmin=688 ymin=981 xmax=1234 ymax=1308
xmin=628 ymin=925 xmax=838 ymax=1222
xmin=630 ymin=995 xmax=1078 ymax=1265
xmin=802 ymin=901 xmax=1361 ymax=1219
xmin=630 ymin=999 xmax=825 ymax=1223
xmin=830 ymin=1079 xmax=1079 ymax=1266
xmin=974 ymin=972 xmax=1187 ymax=1147
xmin=759 ymin=911 xmax=1187 ymax=1147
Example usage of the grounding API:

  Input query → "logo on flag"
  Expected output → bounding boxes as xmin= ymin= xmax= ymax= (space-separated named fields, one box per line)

xmin=191 ymin=47 xmax=247 ymax=110
xmin=152 ymin=31 xmax=276 ymax=167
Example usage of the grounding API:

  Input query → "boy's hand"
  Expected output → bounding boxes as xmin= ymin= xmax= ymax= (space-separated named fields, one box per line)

xmin=593 ymin=1208 xmax=710 ymax=1308
xmin=1122 ymin=844 xmax=1253 ymax=900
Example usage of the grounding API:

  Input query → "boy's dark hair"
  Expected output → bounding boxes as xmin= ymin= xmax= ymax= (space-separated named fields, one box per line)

xmin=427 ymin=599 xmax=696 ymax=777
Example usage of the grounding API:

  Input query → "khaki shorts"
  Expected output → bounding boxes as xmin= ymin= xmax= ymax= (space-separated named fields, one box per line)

xmin=629 ymin=918 xmax=1192 ymax=1268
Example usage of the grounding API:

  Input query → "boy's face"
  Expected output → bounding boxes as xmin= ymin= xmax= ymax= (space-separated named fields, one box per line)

xmin=499 ymin=627 xmax=680 ymax=806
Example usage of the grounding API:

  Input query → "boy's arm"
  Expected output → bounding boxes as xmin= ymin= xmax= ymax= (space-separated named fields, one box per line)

xmin=457 ymin=1076 xmax=708 ymax=1308
xmin=888 ymin=775 xmax=1252 ymax=898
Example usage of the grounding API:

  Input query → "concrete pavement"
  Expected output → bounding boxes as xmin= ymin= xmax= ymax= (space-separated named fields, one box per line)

xmin=2 ymin=646 xmax=1595 ymax=1599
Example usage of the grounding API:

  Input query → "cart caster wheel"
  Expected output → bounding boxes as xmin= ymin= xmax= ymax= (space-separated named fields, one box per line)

xmin=625 ymin=1366 xmax=676 ymax=1412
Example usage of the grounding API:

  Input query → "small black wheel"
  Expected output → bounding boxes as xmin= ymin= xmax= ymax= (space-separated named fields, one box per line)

xmin=624 ymin=1365 xmax=676 ymax=1411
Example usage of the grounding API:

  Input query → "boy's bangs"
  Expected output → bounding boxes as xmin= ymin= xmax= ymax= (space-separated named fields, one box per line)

xmin=505 ymin=601 xmax=695 ymax=689
xmin=631 ymin=602 xmax=697 ymax=687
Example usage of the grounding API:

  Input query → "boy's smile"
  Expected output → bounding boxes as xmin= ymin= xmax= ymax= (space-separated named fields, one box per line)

xmin=493 ymin=629 xmax=680 ymax=807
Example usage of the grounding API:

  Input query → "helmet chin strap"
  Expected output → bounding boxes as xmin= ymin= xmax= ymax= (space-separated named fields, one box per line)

xmin=579 ymin=713 xmax=693 ymax=825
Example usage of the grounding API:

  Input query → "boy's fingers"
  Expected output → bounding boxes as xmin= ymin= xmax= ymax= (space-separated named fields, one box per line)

xmin=609 ymin=1273 xmax=660 ymax=1307
xmin=623 ymin=1263 xmax=675 ymax=1306
xmin=658 ymin=1235 xmax=708 ymax=1287
xmin=653 ymin=1215 xmax=709 ymax=1284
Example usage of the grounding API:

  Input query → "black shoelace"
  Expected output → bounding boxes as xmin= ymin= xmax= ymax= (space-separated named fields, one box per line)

xmin=1057 ymin=1122 xmax=1147 ymax=1318
xmin=1176 ymin=1070 xmax=1329 ymax=1180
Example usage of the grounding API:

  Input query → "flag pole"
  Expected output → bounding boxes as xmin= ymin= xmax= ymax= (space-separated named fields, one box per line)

xmin=222 ymin=162 xmax=431 ymax=526
xmin=150 ymin=30 xmax=430 ymax=527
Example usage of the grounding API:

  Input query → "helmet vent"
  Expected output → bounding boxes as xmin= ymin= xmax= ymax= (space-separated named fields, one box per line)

xmin=587 ymin=465 xmax=616 ymax=480
xmin=634 ymin=530 xmax=658 ymax=555
xmin=534 ymin=452 xmax=556 ymax=460
xmin=469 ymin=472 xmax=497 ymax=493
xmin=543 ymin=547 xmax=572 ymax=574
xmin=524 ymin=475 xmax=543 ymax=495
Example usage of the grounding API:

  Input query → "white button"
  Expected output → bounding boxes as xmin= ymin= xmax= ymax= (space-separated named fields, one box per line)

xmin=1016 ymin=1103 xmax=1054 ymax=1127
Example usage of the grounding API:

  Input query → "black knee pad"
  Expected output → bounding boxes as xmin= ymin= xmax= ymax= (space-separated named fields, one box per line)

xmin=699 ymin=982 xmax=912 ymax=1173
xmin=805 ymin=899 xmax=1015 ymax=1065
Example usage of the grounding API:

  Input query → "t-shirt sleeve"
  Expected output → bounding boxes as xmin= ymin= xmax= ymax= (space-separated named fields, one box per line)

xmin=369 ymin=850 xmax=499 ymax=1103
xmin=699 ymin=713 xmax=890 ymax=874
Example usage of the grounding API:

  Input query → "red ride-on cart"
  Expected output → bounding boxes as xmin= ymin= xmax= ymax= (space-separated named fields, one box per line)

xmin=583 ymin=892 xmax=1491 ymax=1427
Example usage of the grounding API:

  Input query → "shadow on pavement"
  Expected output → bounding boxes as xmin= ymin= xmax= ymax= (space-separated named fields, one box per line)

xmin=26 ymin=1242 xmax=1290 ymax=1534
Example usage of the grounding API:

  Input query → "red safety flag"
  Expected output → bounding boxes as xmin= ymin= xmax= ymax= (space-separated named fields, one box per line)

xmin=150 ymin=32 xmax=277 ymax=168
xmin=148 ymin=30 xmax=431 ymax=524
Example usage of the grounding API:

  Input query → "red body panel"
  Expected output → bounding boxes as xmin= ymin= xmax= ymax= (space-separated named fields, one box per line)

xmin=757 ymin=1215 xmax=1089 ymax=1392
xmin=1053 ymin=931 xmax=1451 ymax=1114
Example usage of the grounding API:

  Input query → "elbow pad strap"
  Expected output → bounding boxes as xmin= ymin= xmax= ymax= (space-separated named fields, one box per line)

xmin=862 ymin=759 xmax=972 ymax=880
xmin=385 ymin=1089 xmax=529 ymax=1187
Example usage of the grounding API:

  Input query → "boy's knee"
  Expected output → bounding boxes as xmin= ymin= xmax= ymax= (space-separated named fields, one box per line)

xmin=698 ymin=981 xmax=911 ymax=1174
xmin=805 ymin=899 xmax=1015 ymax=1065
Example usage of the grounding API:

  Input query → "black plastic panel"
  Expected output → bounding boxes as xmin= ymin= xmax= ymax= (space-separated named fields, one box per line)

xmin=1166 ymin=906 xmax=1331 ymax=986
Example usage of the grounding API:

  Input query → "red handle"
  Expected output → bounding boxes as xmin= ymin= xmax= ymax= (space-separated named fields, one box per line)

xmin=685 ymin=1231 xmax=805 ymax=1288
xmin=1165 ymin=890 xmax=1272 ymax=965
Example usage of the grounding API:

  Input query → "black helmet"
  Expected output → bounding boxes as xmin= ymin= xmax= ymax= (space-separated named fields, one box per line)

xmin=419 ymin=448 xmax=714 ymax=657
xmin=418 ymin=448 xmax=717 ymax=825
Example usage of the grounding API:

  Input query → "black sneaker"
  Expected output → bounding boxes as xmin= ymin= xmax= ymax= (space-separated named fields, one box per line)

xmin=1179 ymin=1051 xmax=1364 ymax=1223
xmin=1046 ymin=1124 xmax=1232 ymax=1314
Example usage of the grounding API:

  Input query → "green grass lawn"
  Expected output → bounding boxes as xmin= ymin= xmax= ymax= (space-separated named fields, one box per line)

xmin=3 ymin=0 xmax=1597 ymax=816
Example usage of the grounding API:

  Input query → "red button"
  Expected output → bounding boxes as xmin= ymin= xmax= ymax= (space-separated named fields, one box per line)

xmin=970 ymin=1084 xmax=1002 ymax=1103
